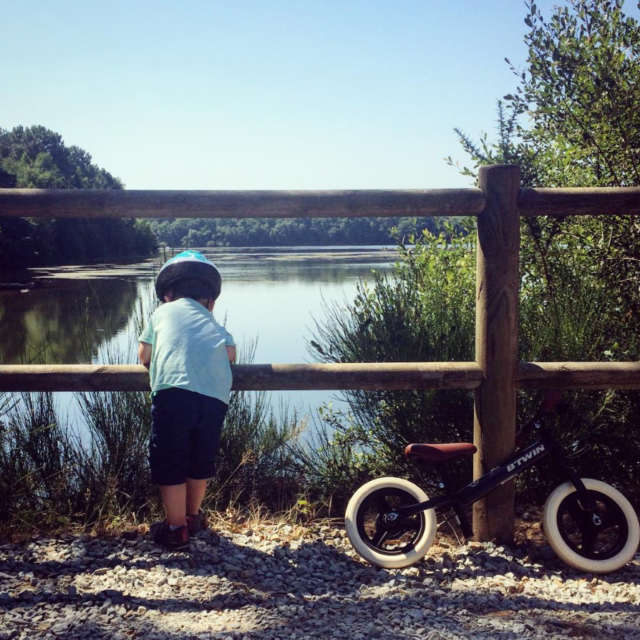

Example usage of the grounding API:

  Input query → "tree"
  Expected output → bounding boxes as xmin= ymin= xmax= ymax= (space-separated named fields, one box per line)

xmin=0 ymin=125 xmax=157 ymax=266
xmin=509 ymin=0 xmax=640 ymax=188
xmin=452 ymin=0 xmax=640 ymax=499
xmin=451 ymin=1 xmax=640 ymax=309
xmin=149 ymin=215 xmax=443 ymax=248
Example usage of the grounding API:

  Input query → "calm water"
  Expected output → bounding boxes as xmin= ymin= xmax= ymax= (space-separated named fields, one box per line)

xmin=0 ymin=247 xmax=396 ymax=415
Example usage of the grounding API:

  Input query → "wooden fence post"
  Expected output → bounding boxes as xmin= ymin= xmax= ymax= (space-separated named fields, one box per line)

xmin=474 ymin=164 xmax=521 ymax=542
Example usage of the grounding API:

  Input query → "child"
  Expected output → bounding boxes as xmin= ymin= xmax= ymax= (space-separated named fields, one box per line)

xmin=138 ymin=250 xmax=236 ymax=550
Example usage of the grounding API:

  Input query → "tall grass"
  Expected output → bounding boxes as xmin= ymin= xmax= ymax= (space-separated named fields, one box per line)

xmin=0 ymin=291 xmax=303 ymax=538
xmin=0 ymin=392 xmax=79 ymax=531
xmin=0 ymin=387 xmax=302 ymax=538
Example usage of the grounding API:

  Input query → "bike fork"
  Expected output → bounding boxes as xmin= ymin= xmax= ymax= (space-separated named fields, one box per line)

xmin=568 ymin=472 xmax=599 ymax=519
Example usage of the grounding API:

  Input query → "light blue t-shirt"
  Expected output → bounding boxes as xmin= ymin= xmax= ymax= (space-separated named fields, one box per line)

xmin=139 ymin=298 xmax=235 ymax=404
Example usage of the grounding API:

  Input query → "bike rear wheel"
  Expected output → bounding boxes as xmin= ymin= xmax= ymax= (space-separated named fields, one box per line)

xmin=345 ymin=477 xmax=436 ymax=569
xmin=543 ymin=478 xmax=640 ymax=573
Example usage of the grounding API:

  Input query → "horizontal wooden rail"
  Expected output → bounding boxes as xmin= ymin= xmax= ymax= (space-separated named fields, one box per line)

xmin=516 ymin=362 xmax=640 ymax=389
xmin=0 ymin=189 xmax=485 ymax=219
xmin=0 ymin=363 xmax=484 ymax=392
xmin=0 ymin=366 xmax=150 ymax=392
xmin=519 ymin=187 xmax=640 ymax=217
xmin=233 ymin=363 xmax=484 ymax=390
xmin=3 ymin=187 xmax=640 ymax=220
xmin=2 ymin=361 xmax=640 ymax=392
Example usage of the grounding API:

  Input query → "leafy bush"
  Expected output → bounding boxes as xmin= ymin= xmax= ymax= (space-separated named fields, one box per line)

xmin=307 ymin=218 xmax=640 ymax=507
xmin=0 ymin=312 xmax=302 ymax=537
xmin=307 ymin=221 xmax=476 ymax=503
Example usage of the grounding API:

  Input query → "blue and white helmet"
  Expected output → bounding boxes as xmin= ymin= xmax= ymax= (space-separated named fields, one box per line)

xmin=155 ymin=251 xmax=222 ymax=301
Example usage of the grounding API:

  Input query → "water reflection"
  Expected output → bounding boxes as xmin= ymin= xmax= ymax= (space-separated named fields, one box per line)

xmin=0 ymin=279 xmax=140 ymax=364
xmin=219 ymin=260 xmax=390 ymax=286
xmin=0 ymin=248 xmax=397 ymax=420
xmin=0 ymin=247 xmax=395 ymax=372
xmin=179 ymin=246 xmax=396 ymax=285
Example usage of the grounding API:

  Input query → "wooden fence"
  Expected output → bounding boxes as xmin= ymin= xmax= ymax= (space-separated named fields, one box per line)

xmin=2 ymin=164 xmax=640 ymax=541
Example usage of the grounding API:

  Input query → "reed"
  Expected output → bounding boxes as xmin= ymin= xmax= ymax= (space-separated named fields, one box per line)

xmin=0 ymin=298 xmax=304 ymax=538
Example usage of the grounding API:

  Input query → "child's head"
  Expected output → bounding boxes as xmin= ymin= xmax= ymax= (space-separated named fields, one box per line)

xmin=155 ymin=251 xmax=222 ymax=307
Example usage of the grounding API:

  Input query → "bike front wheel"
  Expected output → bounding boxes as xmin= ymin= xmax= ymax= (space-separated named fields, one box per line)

xmin=345 ymin=477 xmax=437 ymax=569
xmin=543 ymin=478 xmax=640 ymax=573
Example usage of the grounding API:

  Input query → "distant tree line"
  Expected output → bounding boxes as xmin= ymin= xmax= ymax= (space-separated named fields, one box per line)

xmin=0 ymin=126 xmax=453 ymax=265
xmin=149 ymin=216 xmax=445 ymax=248
xmin=0 ymin=126 xmax=157 ymax=268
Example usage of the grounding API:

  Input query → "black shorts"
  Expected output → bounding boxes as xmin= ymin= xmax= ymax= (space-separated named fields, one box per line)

xmin=150 ymin=387 xmax=228 ymax=486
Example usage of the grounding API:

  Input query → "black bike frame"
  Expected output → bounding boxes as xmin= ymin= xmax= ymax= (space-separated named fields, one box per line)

xmin=391 ymin=418 xmax=591 ymax=536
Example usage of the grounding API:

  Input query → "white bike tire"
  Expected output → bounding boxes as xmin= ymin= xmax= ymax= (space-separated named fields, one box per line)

xmin=345 ymin=477 xmax=437 ymax=569
xmin=543 ymin=478 xmax=640 ymax=574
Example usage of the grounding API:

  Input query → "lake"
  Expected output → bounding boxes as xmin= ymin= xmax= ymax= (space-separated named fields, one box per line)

xmin=0 ymin=246 xmax=396 ymax=417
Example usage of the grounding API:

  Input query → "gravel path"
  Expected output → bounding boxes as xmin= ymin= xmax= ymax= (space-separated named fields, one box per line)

xmin=1 ymin=522 xmax=639 ymax=639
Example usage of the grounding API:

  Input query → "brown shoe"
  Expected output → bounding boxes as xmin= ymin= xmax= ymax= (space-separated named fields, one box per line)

xmin=186 ymin=509 xmax=207 ymax=536
xmin=150 ymin=520 xmax=190 ymax=551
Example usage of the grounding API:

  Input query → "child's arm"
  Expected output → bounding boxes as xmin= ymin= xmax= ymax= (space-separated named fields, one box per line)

xmin=138 ymin=342 xmax=152 ymax=369
xmin=138 ymin=317 xmax=154 ymax=369
xmin=223 ymin=328 xmax=236 ymax=363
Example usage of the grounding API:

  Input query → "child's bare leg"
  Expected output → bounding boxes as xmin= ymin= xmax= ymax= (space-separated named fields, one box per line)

xmin=186 ymin=478 xmax=207 ymax=515
xmin=160 ymin=484 xmax=188 ymax=527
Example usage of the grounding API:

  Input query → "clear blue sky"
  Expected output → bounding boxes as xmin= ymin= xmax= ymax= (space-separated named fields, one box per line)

xmin=1 ymin=0 xmax=627 ymax=191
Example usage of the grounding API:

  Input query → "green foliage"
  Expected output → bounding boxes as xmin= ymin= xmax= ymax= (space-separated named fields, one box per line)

xmin=150 ymin=216 xmax=444 ymax=248
xmin=509 ymin=0 xmax=640 ymax=188
xmin=308 ymin=215 xmax=640 ymax=503
xmin=307 ymin=222 xmax=477 ymax=501
xmin=446 ymin=101 xmax=544 ymax=187
xmin=449 ymin=0 xmax=640 ymax=189
xmin=0 ymin=126 xmax=123 ymax=189
xmin=449 ymin=0 xmax=640 ymax=310
xmin=511 ymin=0 xmax=640 ymax=323
xmin=0 ymin=353 xmax=302 ymax=537
xmin=0 ymin=125 xmax=157 ymax=267
xmin=444 ymin=0 xmax=640 ymax=498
